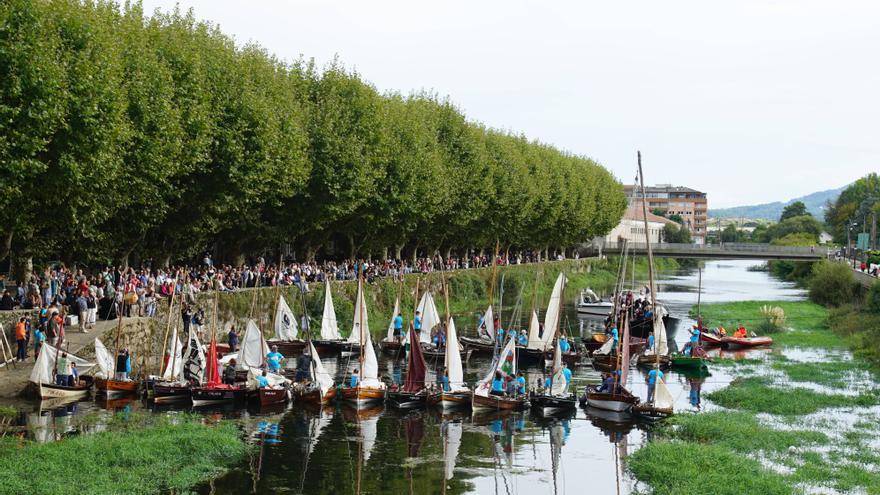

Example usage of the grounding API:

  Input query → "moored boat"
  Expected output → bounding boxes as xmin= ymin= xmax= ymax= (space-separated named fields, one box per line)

xmin=471 ymin=334 xmax=528 ymax=412
xmin=699 ymin=331 xmax=724 ymax=347
xmin=721 ymin=336 xmax=773 ymax=349
xmin=671 ymin=354 xmax=709 ymax=369
xmin=339 ymin=276 xmax=387 ymax=408
xmin=577 ymin=288 xmax=613 ymax=316
xmin=388 ymin=322 xmax=429 ymax=409
xmin=248 ymin=386 xmax=289 ymax=407
xmin=583 ymin=387 xmax=639 ymax=412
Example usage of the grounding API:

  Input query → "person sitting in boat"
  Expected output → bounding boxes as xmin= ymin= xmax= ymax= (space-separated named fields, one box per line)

xmin=559 ymin=336 xmax=571 ymax=353
xmin=515 ymin=371 xmax=526 ymax=395
xmin=718 ymin=325 xmax=727 ymax=336
xmin=70 ymin=362 xmax=79 ymax=386
xmin=647 ymin=331 xmax=655 ymax=352
xmin=223 ymin=359 xmax=237 ymax=385
xmin=266 ymin=345 xmax=285 ymax=373
xmin=490 ymin=371 xmax=506 ymax=397
xmin=734 ymin=324 xmax=747 ymax=338
xmin=256 ymin=369 xmax=271 ymax=389
xmin=432 ymin=324 xmax=446 ymax=349
xmin=596 ymin=372 xmax=615 ymax=393
xmin=505 ymin=376 xmax=518 ymax=396
xmin=393 ymin=312 xmax=404 ymax=343
xmin=646 ymin=364 xmax=664 ymax=402
xmin=517 ymin=330 xmax=528 ymax=346
xmin=644 ymin=304 xmax=654 ymax=320
xmin=350 ymin=368 xmax=360 ymax=388
xmin=295 ymin=349 xmax=312 ymax=383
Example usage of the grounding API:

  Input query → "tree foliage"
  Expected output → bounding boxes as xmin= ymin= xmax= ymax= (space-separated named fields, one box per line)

xmin=808 ymin=260 xmax=858 ymax=307
xmin=663 ymin=223 xmax=692 ymax=243
xmin=780 ymin=201 xmax=809 ymax=221
xmin=0 ymin=1 xmax=626 ymax=268
xmin=825 ymin=173 xmax=880 ymax=244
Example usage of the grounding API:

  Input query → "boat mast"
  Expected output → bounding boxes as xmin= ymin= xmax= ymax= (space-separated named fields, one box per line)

xmin=358 ymin=272 xmax=365 ymax=389
xmin=637 ymin=151 xmax=663 ymax=401
xmin=271 ymin=252 xmax=283 ymax=337
xmin=697 ymin=266 xmax=703 ymax=325
xmin=158 ymin=277 xmax=177 ymax=377
xmin=113 ymin=295 xmax=125 ymax=377
xmin=488 ymin=241 xmax=500 ymax=356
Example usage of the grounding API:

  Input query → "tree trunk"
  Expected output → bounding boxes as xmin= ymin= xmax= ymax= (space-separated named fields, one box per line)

xmin=161 ymin=254 xmax=172 ymax=269
xmin=544 ymin=247 xmax=550 ymax=261
xmin=444 ymin=247 xmax=452 ymax=262
xmin=305 ymin=245 xmax=317 ymax=263
xmin=394 ymin=244 xmax=403 ymax=260
xmin=347 ymin=234 xmax=356 ymax=259
xmin=0 ymin=230 xmax=12 ymax=263
xmin=381 ymin=246 xmax=388 ymax=260
xmin=12 ymin=255 xmax=32 ymax=284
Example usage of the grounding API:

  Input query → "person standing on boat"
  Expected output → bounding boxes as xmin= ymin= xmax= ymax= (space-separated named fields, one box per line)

xmin=295 ymin=348 xmax=312 ymax=383
xmin=610 ymin=326 xmax=619 ymax=354
xmin=646 ymin=365 xmax=664 ymax=403
xmin=227 ymin=325 xmax=239 ymax=352
xmin=393 ymin=312 xmax=404 ymax=343
xmin=350 ymin=368 xmax=360 ymax=388
xmin=559 ymin=336 xmax=571 ymax=353
xmin=413 ymin=310 xmax=422 ymax=337
xmin=517 ymin=330 xmax=528 ymax=346
xmin=266 ymin=345 xmax=285 ymax=373
xmin=562 ymin=363 xmax=572 ymax=385
xmin=256 ymin=369 xmax=270 ymax=388
xmin=440 ymin=369 xmax=451 ymax=392
xmin=56 ymin=352 xmax=72 ymax=386
xmin=515 ymin=371 xmax=526 ymax=395
xmin=115 ymin=349 xmax=131 ymax=381
xmin=647 ymin=331 xmax=655 ymax=352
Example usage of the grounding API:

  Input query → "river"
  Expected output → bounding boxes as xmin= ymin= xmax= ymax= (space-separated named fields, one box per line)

xmin=7 ymin=260 xmax=806 ymax=494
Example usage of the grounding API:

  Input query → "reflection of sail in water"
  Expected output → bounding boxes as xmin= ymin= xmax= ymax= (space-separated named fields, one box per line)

xmin=361 ymin=414 xmax=379 ymax=463
xmin=549 ymin=422 xmax=565 ymax=495
xmin=442 ymin=420 xmax=462 ymax=481
xmin=305 ymin=410 xmax=331 ymax=461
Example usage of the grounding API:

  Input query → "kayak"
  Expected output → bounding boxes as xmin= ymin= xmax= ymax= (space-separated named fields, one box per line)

xmin=720 ymin=336 xmax=773 ymax=349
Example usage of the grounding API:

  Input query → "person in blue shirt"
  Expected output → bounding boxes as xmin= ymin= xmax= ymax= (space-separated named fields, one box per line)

xmin=515 ymin=371 xmax=526 ymax=395
xmin=413 ymin=311 xmax=422 ymax=333
xmin=647 ymin=331 xmax=655 ymax=351
xmin=610 ymin=326 xmax=619 ymax=353
xmin=256 ymin=370 xmax=270 ymax=388
xmin=597 ymin=372 xmax=615 ymax=393
xmin=496 ymin=327 xmax=505 ymax=345
xmin=517 ymin=330 xmax=528 ymax=347
xmin=350 ymin=369 xmax=360 ymax=388
xmin=441 ymin=369 xmax=451 ymax=392
xmin=646 ymin=365 xmax=665 ymax=402
xmin=559 ymin=336 xmax=570 ymax=353
xmin=266 ymin=345 xmax=285 ymax=372
xmin=562 ymin=363 xmax=572 ymax=385
xmin=490 ymin=371 xmax=505 ymax=396
xmin=393 ymin=312 xmax=404 ymax=343
xmin=33 ymin=327 xmax=45 ymax=360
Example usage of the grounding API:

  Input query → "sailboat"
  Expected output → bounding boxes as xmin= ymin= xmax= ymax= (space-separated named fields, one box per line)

xmin=584 ymin=314 xmax=639 ymax=412
xmin=94 ymin=310 xmax=138 ymax=396
xmin=267 ymin=293 xmax=306 ymax=355
xmin=415 ymin=290 xmax=462 ymax=361
xmin=311 ymin=280 xmax=349 ymax=354
xmin=340 ymin=276 xmax=386 ymax=407
xmin=30 ymin=343 xmax=95 ymax=400
xmin=191 ymin=295 xmax=247 ymax=406
xmin=472 ymin=336 xmax=528 ymax=411
xmin=387 ymin=320 xmax=429 ymax=408
xmin=531 ymin=338 xmax=577 ymax=415
xmin=427 ymin=318 xmax=472 ymax=409
xmin=152 ymin=326 xmax=190 ymax=403
xmin=379 ymin=285 xmax=404 ymax=355
xmin=637 ymin=315 xmax=670 ymax=368
xmin=293 ymin=341 xmax=337 ymax=404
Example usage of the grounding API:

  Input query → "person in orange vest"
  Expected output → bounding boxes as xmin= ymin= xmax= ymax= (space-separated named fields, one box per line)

xmin=734 ymin=324 xmax=747 ymax=338
xmin=15 ymin=317 xmax=27 ymax=361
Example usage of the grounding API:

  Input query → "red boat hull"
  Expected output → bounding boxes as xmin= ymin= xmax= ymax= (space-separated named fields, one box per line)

xmin=720 ymin=336 xmax=773 ymax=349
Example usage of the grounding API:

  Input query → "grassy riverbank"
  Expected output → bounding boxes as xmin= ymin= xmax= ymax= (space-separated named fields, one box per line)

xmin=0 ymin=413 xmax=250 ymax=494
xmin=631 ymin=300 xmax=880 ymax=495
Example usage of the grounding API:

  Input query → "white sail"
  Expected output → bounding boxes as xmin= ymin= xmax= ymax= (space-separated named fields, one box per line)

xmin=541 ymin=273 xmax=566 ymax=349
xmin=445 ymin=317 xmax=468 ymax=392
xmin=361 ymin=414 xmax=379 ymax=463
xmin=642 ymin=314 xmax=668 ymax=357
xmin=594 ymin=335 xmax=614 ymax=356
xmin=348 ymin=281 xmax=370 ymax=344
xmin=321 ymin=281 xmax=340 ymax=340
xmin=481 ymin=305 xmax=494 ymax=340
xmin=310 ymin=341 xmax=334 ymax=397
xmin=475 ymin=336 xmax=516 ymax=397
xmin=274 ymin=294 xmax=298 ymax=341
xmin=655 ymin=377 xmax=674 ymax=410
xmin=94 ymin=338 xmax=115 ymax=378
xmin=383 ymin=295 xmax=400 ymax=342
xmin=360 ymin=328 xmax=382 ymax=388
xmin=550 ymin=338 xmax=567 ymax=395
xmin=30 ymin=344 xmax=95 ymax=385
xmin=161 ymin=328 xmax=184 ymax=381
xmin=306 ymin=410 xmax=331 ymax=461
xmin=526 ymin=310 xmax=543 ymax=350
xmin=444 ymin=421 xmax=462 ymax=480
xmin=416 ymin=291 xmax=442 ymax=345
xmin=182 ymin=329 xmax=206 ymax=385
xmin=239 ymin=319 xmax=269 ymax=369
xmin=245 ymin=367 xmax=290 ymax=390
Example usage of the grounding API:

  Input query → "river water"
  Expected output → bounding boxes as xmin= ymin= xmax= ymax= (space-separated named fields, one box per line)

xmin=8 ymin=260 xmax=806 ymax=494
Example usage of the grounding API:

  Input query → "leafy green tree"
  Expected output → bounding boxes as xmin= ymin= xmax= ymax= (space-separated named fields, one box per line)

xmin=809 ymin=260 xmax=857 ymax=307
xmin=663 ymin=223 xmax=692 ymax=243
xmin=721 ymin=224 xmax=742 ymax=243
xmin=765 ymin=215 xmax=822 ymax=243
xmin=826 ymin=173 xmax=880 ymax=244
xmin=780 ymin=201 xmax=809 ymax=221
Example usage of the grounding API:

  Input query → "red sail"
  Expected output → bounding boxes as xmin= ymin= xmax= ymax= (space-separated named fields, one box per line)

xmin=206 ymin=336 xmax=221 ymax=386
xmin=402 ymin=333 xmax=427 ymax=393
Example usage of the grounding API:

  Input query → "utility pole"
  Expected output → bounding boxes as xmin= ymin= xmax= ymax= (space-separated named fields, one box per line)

xmin=871 ymin=211 xmax=877 ymax=251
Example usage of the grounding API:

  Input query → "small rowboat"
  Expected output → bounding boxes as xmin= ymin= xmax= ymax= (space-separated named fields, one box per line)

xmin=191 ymin=384 xmax=247 ymax=406
xmin=293 ymin=384 xmax=336 ymax=405
xmin=632 ymin=401 xmax=673 ymax=422
xmin=582 ymin=387 xmax=639 ymax=413
xmin=38 ymin=377 xmax=92 ymax=400
xmin=530 ymin=393 xmax=577 ymax=415
xmin=637 ymin=354 xmax=670 ymax=368
xmin=95 ymin=377 xmax=139 ymax=397
xmin=427 ymin=391 xmax=472 ymax=410
xmin=379 ymin=340 xmax=404 ymax=356
xmin=720 ymin=336 xmax=773 ymax=349
xmin=248 ymin=387 xmax=289 ymax=407
xmin=699 ymin=331 xmax=724 ymax=347
xmin=152 ymin=382 xmax=190 ymax=403
xmin=671 ymin=355 xmax=709 ymax=369
xmin=387 ymin=389 xmax=429 ymax=409
xmin=472 ymin=392 xmax=528 ymax=412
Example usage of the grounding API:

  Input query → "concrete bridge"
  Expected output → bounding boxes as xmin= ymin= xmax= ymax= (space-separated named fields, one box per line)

xmin=582 ymin=241 xmax=825 ymax=261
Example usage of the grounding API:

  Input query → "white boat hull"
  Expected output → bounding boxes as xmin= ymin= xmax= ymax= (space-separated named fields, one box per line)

xmin=587 ymin=397 xmax=633 ymax=412
xmin=38 ymin=382 xmax=89 ymax=400
xmin=577 ymin=303 xmax=613 ymax=316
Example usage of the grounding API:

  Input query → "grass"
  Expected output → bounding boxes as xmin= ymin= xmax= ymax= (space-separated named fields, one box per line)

xmin=629 ymin=442 xmax=792 ymax=495
xmin=658 ymin=411 xmax=827 ymax=452
xmin=694 ymin=300 xmax=843 ymax=348
xmin=770 ymin=358 xmax=875 ymax=388
xmin=705 ymin=377 xmax=879 ymax=416
xmin=0 ymin=414 xmax=250 ymax=495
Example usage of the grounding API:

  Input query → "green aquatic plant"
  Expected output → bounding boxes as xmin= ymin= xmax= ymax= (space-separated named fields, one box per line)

xmin=706 ymin=377 xmax=879 ymax=416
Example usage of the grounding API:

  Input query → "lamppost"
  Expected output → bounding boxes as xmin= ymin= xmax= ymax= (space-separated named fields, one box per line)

xmin=848 ymin=222 xmax=858 ymax=268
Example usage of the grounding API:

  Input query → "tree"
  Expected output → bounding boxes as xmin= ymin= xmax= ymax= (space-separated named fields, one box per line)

xmin=721 ymin=224 xmax=742 ymax=243
xmin=663 ymin=223 xmax=692 ymax=243
xmin=809 ymin=260 xmax=857 ymax=307
xmin=780 ymin=201 xmax=810 ymax=221
xmin=765 ymin=215 xmax=822 ymax=243
xmin=826 ymin=173 xmax=880 ymax=244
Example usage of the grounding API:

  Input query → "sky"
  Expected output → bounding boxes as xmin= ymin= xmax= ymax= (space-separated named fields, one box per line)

xmin=136 ymin=0 xmax=879 ymax=208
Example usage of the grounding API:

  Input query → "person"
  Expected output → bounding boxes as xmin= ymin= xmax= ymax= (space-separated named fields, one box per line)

xmin=413 ymin=311 xmax=422 ymax=335
xmin=490 ymin=370 xmax=505 ymax=396
xmin=256 ymin=369 xmax=270 ymax=388
xmin=70 ymin=362 xmax=79 ymax=386
xmin=86 ymin=290 xmax=97 ymax=330
xmin=646 ymin=365 xmax=664 ymax=403
xmin=266 ymin=345 xmax=284 ymax=372
xmin=222 ymin=359 xmax=237 ymax=385
xmin=440 ymin=369 xmax=451 ymax=392
xmin=15 ymin=317 xmax=26 ymax=361
xmin=33 ymin=326 xmax=45 ymax=361
xmin=505 ymin=376 xmax=518 ymax=396
xmin=295 ymin=349 xmax=312 ymax=383
xmin=393 ymin=312 xmax=404 ymax=343
xmin=0 ymin=290 xmax=15 ymax=310
xmin=597 ymin=372 xmax=615 ymax=393
xmin=689 ymin=326 xmax=701 ymax=346
xmin=350 ymin=368 xmax=360 ymax=388
xmin=517 ymin=330 xmax=528 ymax=347
xmin=515 ymin=371 xmax=526 ymax=395
xmin=647 ymin=331 xmax=655 ymax=352
xmin=559 ymin=336 xmax=570 ymax=353
xmin=56 ymin=352 xmax=71 ymax=386
xmin=734 ymin=324 xmax=747 ymax=338
xmin=115 ymin=349 xmax=130 ymax=381
xmin=562 ymin=363 xmax=572 ymax=385
xmin=610 ymin=326 xmax=619 ymax=353
xmin=76 ymin=292 xmax=89 ymax=333
xmin=227 ymin=326 xmax=239 ymax=352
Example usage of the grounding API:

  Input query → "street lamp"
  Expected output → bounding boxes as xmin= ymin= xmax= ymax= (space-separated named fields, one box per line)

xmin=848 ymin=222 xmax=858 ymax=268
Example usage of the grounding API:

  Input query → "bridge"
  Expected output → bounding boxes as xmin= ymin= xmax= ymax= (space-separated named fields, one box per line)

xmin=581 ymin=241 xmax=825 ymax=261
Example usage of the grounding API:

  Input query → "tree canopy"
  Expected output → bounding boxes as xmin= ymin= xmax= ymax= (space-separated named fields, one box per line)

xmin=780 ymin=201 xmax=809 ymax=221
xmin=0 ymin=1 xmax=626 ymax=269
xmin=825 ymin=173 xmax=880 ymax=244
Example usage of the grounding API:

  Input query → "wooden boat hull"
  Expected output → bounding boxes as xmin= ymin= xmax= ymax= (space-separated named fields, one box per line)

xmin=637 ymin=354 xmax=671 ymax=368
xmin=339 ymin=386 xmax=386 ymax=407
xmin=387 ymin=390 xmax=428 ymax=409
xmin=266 ymin=339 xmax=306 ymax=356
xmin=460 ymin=336 xmax=496 ymax=354
xmin=699 ymin=331 xmax=724 ymax=347
xmin=584 ymin=389 xmax=638 ymax=413
xmin=248 ymin=387 xmax=289 ymax=407
xmin=630 ymin=315 xmax=678 ymax=339
xmin=472 ymin=392 xmax=528 ymax=412
xmin=152 ymin=383 xmax=190 ymax=403
xmin=721 ymin=336 xmax=773 ymax=349
xmin=632 ymin=402 xmax=673 ymax=422
xmin=530 ymin=393 xmax=577 ymax=414
xmin=38 ymin=381 xmax=91 ymax=400
xmin=294 ymin=385 xmax=336 ymax=405
xmin=427 ymin=391 xmax=472 ymax=410
xmin=311 ymin=339 xmax=358 ymax=355
xmin=379 ymin=340 xmax=404 ymax=355
xmin=95 ymin=377 xmax=138 ymax=396
xmin=191 ymin=386 xmax=247 ymax=406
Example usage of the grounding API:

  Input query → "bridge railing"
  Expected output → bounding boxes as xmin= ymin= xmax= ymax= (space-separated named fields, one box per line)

xmin=595 ymin=241 xmax=820 ymax=255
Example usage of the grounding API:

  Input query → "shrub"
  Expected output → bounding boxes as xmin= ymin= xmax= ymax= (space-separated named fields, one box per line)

xmin=809 ymin=260 xmax=858 ymax=307
xmin=866 ymin=280 xmax=880 ymax=314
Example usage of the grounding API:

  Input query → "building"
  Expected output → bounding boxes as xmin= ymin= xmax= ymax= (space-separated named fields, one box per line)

xmin=623 ymin=184 xmax=708 ymax=244
xmin=603 ymin=206 xmax=680 ymax=245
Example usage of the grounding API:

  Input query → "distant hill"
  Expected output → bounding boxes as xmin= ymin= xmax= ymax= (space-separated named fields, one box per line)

xmin=709 ymin=185 xmax=847 ymax=221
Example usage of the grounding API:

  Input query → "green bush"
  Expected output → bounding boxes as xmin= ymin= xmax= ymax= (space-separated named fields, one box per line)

xmin=866 ymin=280 xmax=880 ymax=313
xmin=809 ymin=260 xmax=858 ymax=307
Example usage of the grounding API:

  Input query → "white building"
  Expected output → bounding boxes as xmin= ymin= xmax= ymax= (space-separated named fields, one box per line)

xmin=603 ymin=206 xmax=680 ymax=245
